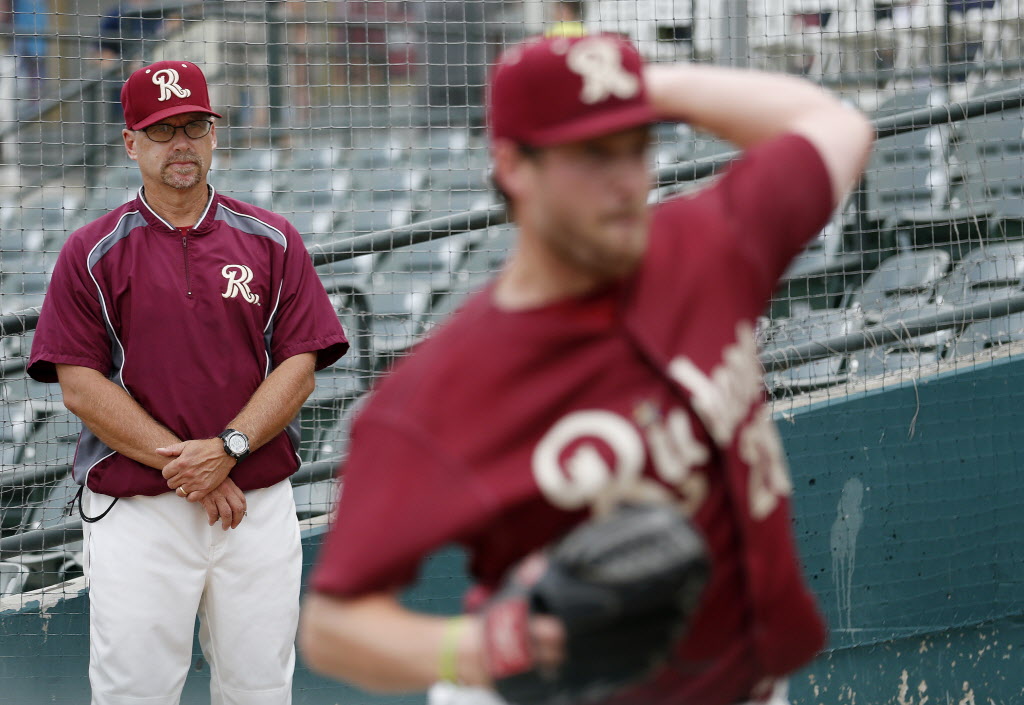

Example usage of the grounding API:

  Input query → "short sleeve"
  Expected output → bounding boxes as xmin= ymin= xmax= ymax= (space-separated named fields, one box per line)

xmin=311 ymin=413 xmax=491 ymax=597
xmin=713 ymin=133 xmax=834 ymax=292
xmin=268 ymin=227 xmax=349 ymax=370
xmin=28 ymin=239 xmax=113 ymax=383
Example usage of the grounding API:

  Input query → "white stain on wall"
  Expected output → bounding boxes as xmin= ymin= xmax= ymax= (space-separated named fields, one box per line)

xmin=831 ymin=477 xmax=864 ymax=632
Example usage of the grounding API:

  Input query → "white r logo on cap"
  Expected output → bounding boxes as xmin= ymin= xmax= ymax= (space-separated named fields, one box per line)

xmin=566 ymin=37 xmax=639 ymax=104
xmin=152 ymin=68 xmax=192 ymax=102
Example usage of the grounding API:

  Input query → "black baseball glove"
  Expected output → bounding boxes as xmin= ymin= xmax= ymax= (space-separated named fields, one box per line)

xmin=481 ymin=503 xmax=711 ymax=705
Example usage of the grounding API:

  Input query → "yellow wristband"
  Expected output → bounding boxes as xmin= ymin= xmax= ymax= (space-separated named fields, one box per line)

xmin=438 ymin=616 xmax=468 ymax=684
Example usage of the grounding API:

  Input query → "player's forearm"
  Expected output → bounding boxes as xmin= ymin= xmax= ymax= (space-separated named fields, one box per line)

xmin=299 ymin=592 xmax=490 ymax=692
xmin=226 ymin=352 xmax=316 ymax=451
xmin=645 ymin=64 xmax=848 ymax=147
xmin=56 ymin=364 xmax=181 ymax=470
xmin=645 ymin=64 xmax=873 ymax=202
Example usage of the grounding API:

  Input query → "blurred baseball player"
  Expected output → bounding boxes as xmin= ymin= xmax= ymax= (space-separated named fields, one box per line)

xmin=300 ymin=34 xmax=872 ymax=705
xmin=28 ymin=61 xmax=348 ymax=704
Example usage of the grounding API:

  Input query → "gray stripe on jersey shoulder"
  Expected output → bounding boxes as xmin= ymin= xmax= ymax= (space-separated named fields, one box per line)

xmin=87 ymin=210 xmax=147 ymax=269
xmin=216 ymin=204 xmax=288 ymax=250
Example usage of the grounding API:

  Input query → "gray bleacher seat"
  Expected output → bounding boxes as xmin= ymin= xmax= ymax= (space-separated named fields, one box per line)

xmin=410 ymin=189 xmax=493 ymax=225
xmin=414 ymin=224 xmax=516 ymax=335
xmin=0 ymin=270 xmax=49 ymax=314
xmin=270 ymin=169 xmax=351 ymax=244
xmin=82 ymin=185 xmax=139 ymax=215
xmin=949 ymin=311 xmax=1024 ymax=358
xmin=296 ymin=283 xmax=374 ymax=461
xmin=300 ymin=371 xmax=366 ymax=462
xmin=0 ymin=561 xmax=30 ymax=595
xmin=849 ymin=303 xmax=956 ymax=378
xmin=893 ymin=109 xmax=1024 ymax=255
xmin=362 ymin=235 xmax=474 ymax=366
xmin=864 ymin=89 xmax=953 ymax=225
xmin=846 ymin=249 xmax=952 ymax=318
xmin=293 ymin=479 xmax=339 ymax=521
xmin=305 ymin=392 xmax=369 ymax=465
xmin=761 ymin=308 xmax=863 ymax=396
xmin=932 ymin=241 xmax=1024 ymax=307
xmin=23 ymin=471 xmax=77 ymax=533
xmin=844 ymin=249 xmax=955 ymax=376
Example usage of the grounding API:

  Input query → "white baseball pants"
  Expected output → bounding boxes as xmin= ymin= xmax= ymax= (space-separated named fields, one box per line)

xmin=83 ymin=480 xmax=302 ymax=705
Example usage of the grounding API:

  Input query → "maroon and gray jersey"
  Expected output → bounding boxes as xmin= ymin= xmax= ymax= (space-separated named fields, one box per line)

xmin=29 ymin=187 xmax=348 ymax=497
xmin=312 ymin=135 xmax=833 ymax=705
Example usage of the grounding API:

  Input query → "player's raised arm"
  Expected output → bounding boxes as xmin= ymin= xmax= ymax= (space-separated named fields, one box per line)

xmin=644 ymin=64 xmax=874 ymax=206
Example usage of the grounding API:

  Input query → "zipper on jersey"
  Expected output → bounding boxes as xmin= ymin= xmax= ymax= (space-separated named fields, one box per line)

xmin=179 ymin=227 xmax=193 ymax=297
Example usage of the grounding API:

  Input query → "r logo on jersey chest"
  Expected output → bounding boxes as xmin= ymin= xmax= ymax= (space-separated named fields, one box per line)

xmin=221 ymin=264 xmax=260 ymax=306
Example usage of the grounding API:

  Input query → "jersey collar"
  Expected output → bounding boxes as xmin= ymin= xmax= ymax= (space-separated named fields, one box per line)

xmin=135 ymin=184 xmax=219 ymax=235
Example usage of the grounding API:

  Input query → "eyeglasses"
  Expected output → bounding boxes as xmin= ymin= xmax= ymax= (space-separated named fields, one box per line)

xmin=140 ymin=120 xmax=213 ymax=143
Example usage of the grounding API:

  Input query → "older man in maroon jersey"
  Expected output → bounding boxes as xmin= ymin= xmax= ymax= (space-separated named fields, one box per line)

xmin=29 ymin=61 xmax=348 ymax=704
xmin=301 ymin=34 xmax=872 ymax=705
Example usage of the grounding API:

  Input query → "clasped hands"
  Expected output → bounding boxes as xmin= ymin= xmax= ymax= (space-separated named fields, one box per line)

xmin=158 ymin=438 xmax=246 ymax=530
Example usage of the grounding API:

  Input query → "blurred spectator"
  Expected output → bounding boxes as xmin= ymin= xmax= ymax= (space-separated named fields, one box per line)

xmin=98 ymin=0 xmax=170 ymax=64
xmin=545 ymin=0 xmax=586 ymax=38
xmin=97 ymin=1 xmax=177 ymax=121
xmin=10 ymin=0 xmax=50 ymax=101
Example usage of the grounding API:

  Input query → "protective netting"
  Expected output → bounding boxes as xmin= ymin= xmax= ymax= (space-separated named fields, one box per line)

xmin=1 ymin=0 xmax=1024 ymax=700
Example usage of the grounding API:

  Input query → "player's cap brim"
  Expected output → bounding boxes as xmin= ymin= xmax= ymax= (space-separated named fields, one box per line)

xmin=521 ymin=103 xmax=660 ymax=148
xmin=129 ymin=104 xmax=223 ymax=130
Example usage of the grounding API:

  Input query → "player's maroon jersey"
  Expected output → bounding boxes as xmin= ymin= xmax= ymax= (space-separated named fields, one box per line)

xmin=312 ymin=134 xmax=833 ymax=705
xmin=29 ymin=188 xmax=349 ymax=497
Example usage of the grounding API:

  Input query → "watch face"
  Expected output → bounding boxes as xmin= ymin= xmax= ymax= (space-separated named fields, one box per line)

xmin=227 ymin=434 xmax=248 ymax=455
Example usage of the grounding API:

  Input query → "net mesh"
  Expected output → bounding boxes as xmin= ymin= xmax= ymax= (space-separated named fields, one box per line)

xmin=1 ymin=0 xmax=1023 ymax=700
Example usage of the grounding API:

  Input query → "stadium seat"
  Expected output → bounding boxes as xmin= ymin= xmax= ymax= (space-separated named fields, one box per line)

xmin=304 ymin=392 xmax=369 ymax=465
xmin=845 ymin=249 xmax=952 ymax=319
xmin=293 ymin=479 xmax=340 ymax=521
xmin=414 ymin=224 xmax=516 ymax=334
xmin=892 ymin=108 xmax=1024 ymax=256
xmin=363 ymin=235 xmax=475 ymax=367
xmin=948 ymin=310 xmax=1024 ymax=357
xmin=861 ymin=89 xmax=953 ymax=226
xmin=0 ymin=561 xmax=29 ymax=596
xmin=762 ymin=308 xmax=863 ymax=396
xmin=849 ymin=304 xmax=956 ymax=378
xmin=932 ymin=241 xmax=1024 ymax=307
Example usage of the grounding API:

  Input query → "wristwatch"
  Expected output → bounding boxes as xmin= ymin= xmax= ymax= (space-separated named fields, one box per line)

xmin=218 ymin=429 xmax=250 ymax=462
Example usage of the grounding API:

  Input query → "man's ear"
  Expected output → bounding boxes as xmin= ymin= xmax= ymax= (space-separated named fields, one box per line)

xmin=210 ymin=122 xmax=218 ymax=151
xmin=123 ymin=128 xmax=138 ymax=162
xmin=491 ymin=139 xmax=532 ymax=203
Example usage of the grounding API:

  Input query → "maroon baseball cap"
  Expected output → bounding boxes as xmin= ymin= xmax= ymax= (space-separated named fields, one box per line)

xmin=487 ymin=34 xmax=658 ymax=147
xmin=121 ymin=60 xmax=222 ymax=130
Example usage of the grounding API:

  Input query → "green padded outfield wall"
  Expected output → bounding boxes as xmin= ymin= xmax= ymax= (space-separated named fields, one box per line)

xmin=2 ymin=353 xmax=1022 ymax=703
xmin=782 ymin=352 xmax=1024 ymax=705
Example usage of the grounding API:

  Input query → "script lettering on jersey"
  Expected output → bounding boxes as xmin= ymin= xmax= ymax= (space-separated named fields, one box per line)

xmin=152 ymin=68 xmax=191 ymax=102
xmin=566 ymin=37 xmax=639 ymax=105
xmin=221 ymin=264 xmax=260 ymax=305
xmin=667 ymin=321 xmax=763 ymax=447
xmin=531 ymin=319 xmax=793 ymax=521
xmin=669 ymin=320 xmax=792 ymax=518
xmin=532 ymin=407 xmax=710 ymax=516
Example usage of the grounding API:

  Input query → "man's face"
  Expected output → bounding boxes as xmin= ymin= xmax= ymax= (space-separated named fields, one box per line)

xmin=123 ymin=111 xmax=216 ymax=191
xmin=513 ymin=127 xmax=653 ymax=281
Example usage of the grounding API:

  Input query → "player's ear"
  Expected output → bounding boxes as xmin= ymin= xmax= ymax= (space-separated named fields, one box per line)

xmin=209 ymin=121 xmax=218 ymax=150
xmin=123 ymin=129 xmax=138 ymax=162
xmin=492 ymin=138 xmax=532 ymax=204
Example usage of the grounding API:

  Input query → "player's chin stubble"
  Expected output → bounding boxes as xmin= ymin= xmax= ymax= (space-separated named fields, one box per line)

xmin=161 ymin=153 xmax=204 ymax=190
